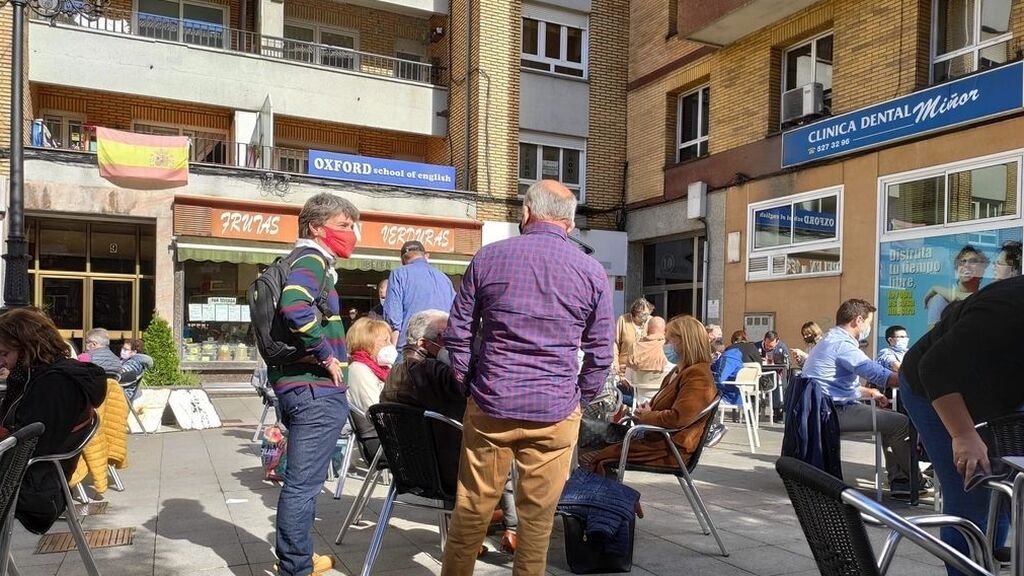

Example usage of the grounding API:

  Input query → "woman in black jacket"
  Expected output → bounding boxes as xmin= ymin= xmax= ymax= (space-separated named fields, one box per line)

xmin=0 ymin=307 xmax=107 ymax=534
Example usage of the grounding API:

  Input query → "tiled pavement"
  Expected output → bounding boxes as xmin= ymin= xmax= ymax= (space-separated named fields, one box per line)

xmin=7 ymin=396 xmax=950 ymax=575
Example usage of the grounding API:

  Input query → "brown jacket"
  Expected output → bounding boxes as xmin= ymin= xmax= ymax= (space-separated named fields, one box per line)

xmin=613 ymin=314 xmax=648 ymax=370
xmin=586 ymin=362 xmax=717 ymax=475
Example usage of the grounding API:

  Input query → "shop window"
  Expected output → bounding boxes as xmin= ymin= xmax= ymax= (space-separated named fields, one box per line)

xmin=40 ymin=219 xmax=88 ymax=271
xmin=520 ymin=17 xmax=587 ymax=78
xmin=783 ymin=33 xmax=833 ymax=113
xmin=91 ymin=224 xmax=139 ymax=274
xmin=884 ymin=158 xmax=1019 ymax=232
xmin=182 ymin=261 xmax=260 ymax=363
xmin=676 ymin=86 xmax=710 ymax=163
xmin=518 ymin=141 xmax=585 ymax=202
xmin=748 ymin=187 xmax=842 ymax=280
xmin=642 ymin=236 xmax=705 ymax=321
xmin=932 ymin=0 xmax=1012 ymax=83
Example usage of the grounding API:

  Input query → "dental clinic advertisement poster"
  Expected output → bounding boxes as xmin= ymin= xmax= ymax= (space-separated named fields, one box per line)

xmin=877 ymin=226 xmax=1022 ymax=349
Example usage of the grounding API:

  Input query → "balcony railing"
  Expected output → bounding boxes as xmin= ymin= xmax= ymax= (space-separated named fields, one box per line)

xmin=33 ymin=7 xmax=447 ymax=86
xmin=31 ymin=130 xmax=324 ymax=176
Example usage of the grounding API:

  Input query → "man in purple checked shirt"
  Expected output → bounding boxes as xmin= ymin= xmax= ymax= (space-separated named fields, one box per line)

xmin=440 ymin=180 xmax=614 ymax=576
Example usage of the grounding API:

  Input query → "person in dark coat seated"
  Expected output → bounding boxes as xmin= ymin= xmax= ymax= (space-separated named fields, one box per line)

xmin=380 ymin=309 xmax=519 ymax=553
xmin=0 ymin=308 xmax=107 ymax=534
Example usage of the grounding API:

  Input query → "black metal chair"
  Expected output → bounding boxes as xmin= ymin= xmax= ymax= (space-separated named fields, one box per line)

xmin=22 ymin=414 xmax=104 ymax=576
xmin=0 ymin=422 xmax=45 ymax=576
xmin=976 ymin=413 xmax=1024 ymax=568
xmin=1000 ymin=456 xmax=1024 ymax=576
xmin=606 ymin=396 xmax=729 ymax=557
xmin=334 ymin=405 xmax=389 ymax=545
xmin=776 ymin=456 xmax=993 ymax=576
xmin=359 ymin=403 xmax=462 ymax=576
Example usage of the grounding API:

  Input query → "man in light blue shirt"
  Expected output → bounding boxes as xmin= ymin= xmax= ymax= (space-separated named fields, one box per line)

xmin=875 ymin=324 xmax=908 ymax=373
xmin=803 ymin=299 xmax=923 ymax=497
xmin=384 ymin=240 xmax=456 ymax=346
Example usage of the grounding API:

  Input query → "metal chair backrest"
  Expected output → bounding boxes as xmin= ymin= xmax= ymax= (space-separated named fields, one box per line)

xmin=685 ymin=396 xmax=721 ymax=473
xmin=367 ymin=402 xmax=462 ymax=503
xmin=348 ymin=405 xmax=386 ymax=469
xmin=28 ymin=412 xmax=100 ymax=467
xmin=733 ymin=366 xmax=760 ymax=385
xmin=0 ymin=423 xmax=45 ymax=529
xmin=776 ymin=456 xmax=881 ymax=576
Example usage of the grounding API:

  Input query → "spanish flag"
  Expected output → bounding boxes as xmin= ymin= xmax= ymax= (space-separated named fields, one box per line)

xmin=96 ymin=127 xmax=189 ymax=188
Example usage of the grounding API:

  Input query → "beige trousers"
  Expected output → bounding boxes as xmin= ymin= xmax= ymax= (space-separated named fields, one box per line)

xmin=441 ymin=400 xmax=581 ymax=576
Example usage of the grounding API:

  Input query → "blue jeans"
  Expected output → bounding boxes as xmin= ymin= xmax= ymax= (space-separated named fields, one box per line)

xmin=899 ymin=376 xmax=1008 ymax=575
xmin=275 ymin=387 xmax=349 ymax=576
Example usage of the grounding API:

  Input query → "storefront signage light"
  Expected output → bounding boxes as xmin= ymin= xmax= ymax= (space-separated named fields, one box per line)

xmin=307 ymin=150 xmax=457 ymax=191
xmin=211 ymin=208 xmax=299 ymax=242
xmin=782 ymin=61 xmax=1024 ymax=168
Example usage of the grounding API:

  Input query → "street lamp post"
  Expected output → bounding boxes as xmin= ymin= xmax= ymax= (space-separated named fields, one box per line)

xmin=2 ymin=0 xmax=107 ymax=309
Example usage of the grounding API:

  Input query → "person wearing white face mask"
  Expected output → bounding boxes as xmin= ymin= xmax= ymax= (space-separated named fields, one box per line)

xmin=345 ymin=318 xmax=394 ymax=414
xmin=875 ymin=325 xmax=909 ymax=374
xmin=803 ymin=299 xmax=925 ymax=498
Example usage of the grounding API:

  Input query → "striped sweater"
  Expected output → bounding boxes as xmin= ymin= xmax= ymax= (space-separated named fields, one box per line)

xmin=268 ymin=240 xmax=348 ymax=395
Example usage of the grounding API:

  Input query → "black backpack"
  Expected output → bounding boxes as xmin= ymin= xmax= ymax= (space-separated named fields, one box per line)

xmin=248 ymin=248 xmax=333 ymax=367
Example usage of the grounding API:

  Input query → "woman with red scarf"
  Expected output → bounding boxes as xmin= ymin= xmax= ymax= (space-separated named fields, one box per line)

xmin=346 ymin=317 xmax=397 ymax=413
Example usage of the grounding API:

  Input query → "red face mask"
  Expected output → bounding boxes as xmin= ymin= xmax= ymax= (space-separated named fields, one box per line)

xmin=322 ymin=226 xmax=357 ymax=259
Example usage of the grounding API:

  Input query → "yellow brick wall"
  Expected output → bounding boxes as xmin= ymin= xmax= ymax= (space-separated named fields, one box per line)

xmin=32 ymin=86 xmax=233 ymax=133
xmin=0 ymin=9 xmax=11 ymax=156
xmin=628 ymin=0 xmax=703 ymax=83
xmin=586 ymin=0 xmax=630 ymax=228
xmin=469 ymin=0 xmax=521 ymax=223
xmin=625 ymin=0 xmax=965 ymax=205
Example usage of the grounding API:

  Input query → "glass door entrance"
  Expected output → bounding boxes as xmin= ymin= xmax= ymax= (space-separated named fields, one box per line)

xmin=92 ymin=279 xmax=136 ymax=345
xmin=28 ymin=217 xmax=155 ymax=354
xmin=41 ymin=276 xmax=86 ymax=350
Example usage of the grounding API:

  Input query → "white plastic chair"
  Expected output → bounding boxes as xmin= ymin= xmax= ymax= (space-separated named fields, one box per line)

xmin=720 ymin=366 xmax=761 ymax=453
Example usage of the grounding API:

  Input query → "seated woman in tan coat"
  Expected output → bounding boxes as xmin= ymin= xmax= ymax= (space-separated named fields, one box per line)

xmin=582 ymin=314 xmax=718 ymax=476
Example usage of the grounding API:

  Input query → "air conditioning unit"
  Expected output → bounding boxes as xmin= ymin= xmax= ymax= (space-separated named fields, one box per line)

xmin=782 ymin=82 xmax=825 ymax=125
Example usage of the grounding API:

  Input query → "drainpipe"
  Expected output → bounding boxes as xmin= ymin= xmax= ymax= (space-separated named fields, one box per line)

xmin=463 ymin=0 xmax=472 ymax=191
xmin=240 ymin=0 xmax=247 ymax=51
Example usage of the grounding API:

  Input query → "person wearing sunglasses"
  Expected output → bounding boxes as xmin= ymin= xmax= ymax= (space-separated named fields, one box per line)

xmin=924 ymin=245 xmax=989 ymax=328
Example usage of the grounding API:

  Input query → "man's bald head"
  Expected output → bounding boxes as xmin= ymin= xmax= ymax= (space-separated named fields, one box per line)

xmin=523 ymin=179 xmax=576 ymax=231
xmin=647 ymin=316 xmax=666 ymax=336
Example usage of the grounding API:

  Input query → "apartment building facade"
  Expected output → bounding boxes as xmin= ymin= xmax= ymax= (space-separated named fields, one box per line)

xmin=1 ymin=0 xmax=627 ymax=382
xmin=627 ymin=0 xmax=1024 ymax=353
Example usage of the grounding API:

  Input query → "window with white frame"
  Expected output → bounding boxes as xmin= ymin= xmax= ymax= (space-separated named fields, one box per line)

xmin=783 ymin=33 xmax=833 ymax=112
xmin=132 ymin=122 xmax=229 ymax=165
xmin=932 ymin=0 xmax=1012 ymax=83
xmin=884 ymin=156 xmax=1020 ymax=232
xmin=283 ymin=22 xmax=358 ymax=70
xmin=676 ymin=85 xmax=709 ymax=163
xmin=42 ymin=113 xmax=87 ymax=151
xmin=518 ymin=142 xmax=584 ymax=202
xmin=521 ymin=17 xmax=586 ymax=78
xmin=136 ymin=0 xmax=226 ymax=48
xmin=748 ymin=187 xmax=842 ymax=280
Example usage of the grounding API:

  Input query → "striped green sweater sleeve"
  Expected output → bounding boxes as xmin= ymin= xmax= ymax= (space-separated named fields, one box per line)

xmin=279 ymin=251 xmax=334 ymax=363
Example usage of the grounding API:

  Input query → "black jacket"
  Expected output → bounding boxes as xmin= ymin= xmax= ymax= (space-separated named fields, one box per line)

xmin=380 ymin=345 xmax=466 ymax=491
xmin=782 ymin=376 xmax=843 ymax=479
xmin=1 ymin=358 xmax=107 ymax=533
xmin=903 ymin=275 xmax=1024 ymax=422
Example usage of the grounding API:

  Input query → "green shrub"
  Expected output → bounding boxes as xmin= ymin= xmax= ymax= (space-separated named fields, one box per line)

xmin=142 ymin=312 xmax=199 ymax=387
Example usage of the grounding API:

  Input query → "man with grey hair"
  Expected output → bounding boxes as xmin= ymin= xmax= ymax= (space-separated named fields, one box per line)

xmin=79 ymin=328 xmax=122 ymax=375
xmin=384 ymin=239 xmax=455 ymax=346
xmin=270 ymin=192 xmax=359 ymax=576
xmin=381 ymin=309 xmax=520 ymax=552
xmin=442 ymin=180 xmax=613 ymax=575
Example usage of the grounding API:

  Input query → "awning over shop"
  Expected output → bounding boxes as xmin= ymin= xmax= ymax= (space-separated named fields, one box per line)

xmin=176 ymin=243 xmax=470 ymax=274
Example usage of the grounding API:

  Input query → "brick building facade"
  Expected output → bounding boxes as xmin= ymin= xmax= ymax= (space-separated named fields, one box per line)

xmin=627 ymin=0 xmax=1024 ymax=356
xmin=1 ymin=0 xmax=628 ymax=382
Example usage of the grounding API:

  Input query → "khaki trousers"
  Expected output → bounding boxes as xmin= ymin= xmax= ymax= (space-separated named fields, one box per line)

xmin=441 ymin=400 xmax=581 ymax=576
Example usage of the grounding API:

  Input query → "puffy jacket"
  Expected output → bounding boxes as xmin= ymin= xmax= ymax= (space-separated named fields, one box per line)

xmin=70 ymin=377 xmax=129 ymax=494
xmin=557 ymin=467 xmax=640 ymax=557
xmin=1 ymin=358 xmax=107 ymax=533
